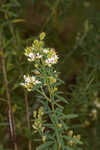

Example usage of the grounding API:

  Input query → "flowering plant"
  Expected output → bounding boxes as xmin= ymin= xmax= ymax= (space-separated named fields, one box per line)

xmin=21 ymin=33 xmax=83 ymax=150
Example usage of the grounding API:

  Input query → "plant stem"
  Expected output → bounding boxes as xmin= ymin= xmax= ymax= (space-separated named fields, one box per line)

xmin=24 ymin=90 xmax=32 ymax=150
xmin=47 ymin=83 xmax=55 ymax=112
xmin=0 ymin=32 xmax=18 ymax=150
xmin=51 ymin=103 xmax=54 ymax=112
xmin=58 ymin=143 xmax=61 ymax=150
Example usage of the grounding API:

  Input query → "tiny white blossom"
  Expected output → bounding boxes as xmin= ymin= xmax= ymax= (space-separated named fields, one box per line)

xmin=28 ymin=53 xmax=35 ymax=61
xmin=45 ymin=55 xmax=58 ymax=66
xmin=94 ymin=100 xmax=100 ymax=108
xmin=31 ymin=76 xmax=36 ymax=82
xmin=43 ymin=49 xmax=49 ymax=53
xmin=36 ymin=53 xmax=43 ymax=59
xmin=91 ymin=109 xmax=97 ymax=114
xmin=35 ymin=80 xmax=41 ymax=84
xmin=20 ymin=83 xmax=25 ymax=86
xmin=24 ymin=75 xmax=31 ymax=83
xmin=21 ymin=75 xmax=41 ymax=91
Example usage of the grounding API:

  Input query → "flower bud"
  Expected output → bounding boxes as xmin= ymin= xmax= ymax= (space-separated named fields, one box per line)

xmin=40 ymin=32 xmax=46 ymax=40
xmin=68 ymin=130 xmax=73 ymax=137
xmin=42 ymin=136 xmax=46 ymax=143
xmin=33 ymin=111 xmax=37 ymax=118
xmin=67 ymin=140 xmax=73 ymax=146
xmin=83 ymin=120 xmax=90 ymax=127
xmin=76 ymin=135 xmax=81 ymax=140
xmin=34 ymin=40 xmax=39 ymax=46
xmin=57 ymin=124 xmax=62 ymax=128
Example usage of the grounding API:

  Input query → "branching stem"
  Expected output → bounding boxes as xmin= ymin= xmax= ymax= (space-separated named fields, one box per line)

xmin=0 ymin=32 xmax=18 ymax=150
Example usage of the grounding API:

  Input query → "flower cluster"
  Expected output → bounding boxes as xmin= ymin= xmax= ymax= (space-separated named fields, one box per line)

xmin=25 ymin=47 xmax=43 ymax=62
xmin=67 ymin=130 xmax=81 ymax=146
xmin=32 ymin=107 xmax=45 ymax=133
xmin=21 ymin=32 xmax=59 ymax=91
xmin=89 ymin=109 xmax=97 ymax=120
xmin=45 ymin=49 xmax=58 ymax=67
xmin=21 ymin=75 xmax=41 ymax=91
xmin=24 ymin=33 xmax=58 ymax=67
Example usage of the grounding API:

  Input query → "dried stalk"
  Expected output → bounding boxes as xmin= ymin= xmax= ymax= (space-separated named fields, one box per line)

xmin=0 ymin=32 xmax=18 ymax=150
xmin=24 ymin=90 xmax=32 ymax=150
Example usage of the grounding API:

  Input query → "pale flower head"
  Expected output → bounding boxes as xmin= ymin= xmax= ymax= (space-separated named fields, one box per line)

xmin=24 ymin=75 xmax=31 ymax=83
xmin=45 ymin=54 xmax=58 ymax=66
xmin=28 ymin=53 xmax=35 ymax=61
xmin=43 ymin=49 xmax=49 ymax=53
xmin=35 ymin=80 xmax=41 ymax=84
xmin=21 ymin=75 xmax=41 ymax=91
xmin=31 ymin=76 xmax=36 ymax=82
xmin=36 ymin=53 xmax=43 ymax=59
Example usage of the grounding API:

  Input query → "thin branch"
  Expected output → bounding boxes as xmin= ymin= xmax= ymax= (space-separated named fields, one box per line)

xmin=24 ymin=90 xmax=32 ymax=150
xmin=0 ymin=32 xmax=18 ymax=150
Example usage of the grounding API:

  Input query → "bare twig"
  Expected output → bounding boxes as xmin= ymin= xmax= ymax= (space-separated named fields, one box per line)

xmin=0 ymin=32 xmax=18 ymax=150
xmin=24 ymin=90 xmax=32 ymax=150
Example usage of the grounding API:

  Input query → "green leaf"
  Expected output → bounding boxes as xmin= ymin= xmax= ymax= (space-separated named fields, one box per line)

xmin=65 ymin=114 xmax=78 ymax=119
xmin=55 ymin=103 xmax=64 ymax=110
xmin=56 ymin=95 xmax=68 ymax=104
xmin=53 ymin=143 xmax=57 ymax=150
xmin=60 ymin=114 xmax=78 ymax=120
xmin=72 ymin=138 xmax=83 ymax=145
xmin=64 ymin=146 xmax=74 ymax=150
xmin=36 ymin=141 xmax=54 ymax=150
xmin=63 ymin=135 xmax=73 ymax=141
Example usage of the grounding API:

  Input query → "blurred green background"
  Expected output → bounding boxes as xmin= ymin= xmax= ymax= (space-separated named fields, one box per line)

xmin=0 ymin=0 xmax=99 ymax=150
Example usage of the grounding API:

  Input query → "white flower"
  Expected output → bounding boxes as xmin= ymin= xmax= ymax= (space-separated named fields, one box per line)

xmin=45 ymin=55 xmax=58 ymax=66
xmin=43 ymin=49 xmax=49 ymax=53
xmin=28 ymin=53 xmax=35 ymax=61
xmin=24 ymin=75 xmax=31 ymax=83
xmin=35 ymin=80 xmax=41 ymax=84
xmin=36 ymin=53 xmax=43 ymax=59
xmin=31 ymin=76 xmax=36 ymax=82
xmin=21 ymin=75 xmax=41 ymax=91
xmin=20 ymin=83 xmax=25 ymax=86
xmin=54 ymin=55 xmax=58 ymax=60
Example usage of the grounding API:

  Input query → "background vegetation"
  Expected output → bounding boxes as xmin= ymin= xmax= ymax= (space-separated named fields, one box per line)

xmin=0 ymin=0 xmax=99 ymax=150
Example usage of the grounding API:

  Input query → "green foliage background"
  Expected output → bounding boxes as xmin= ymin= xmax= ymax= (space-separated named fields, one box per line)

xmin=0 ymin=0 xmax=99 ymax=149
